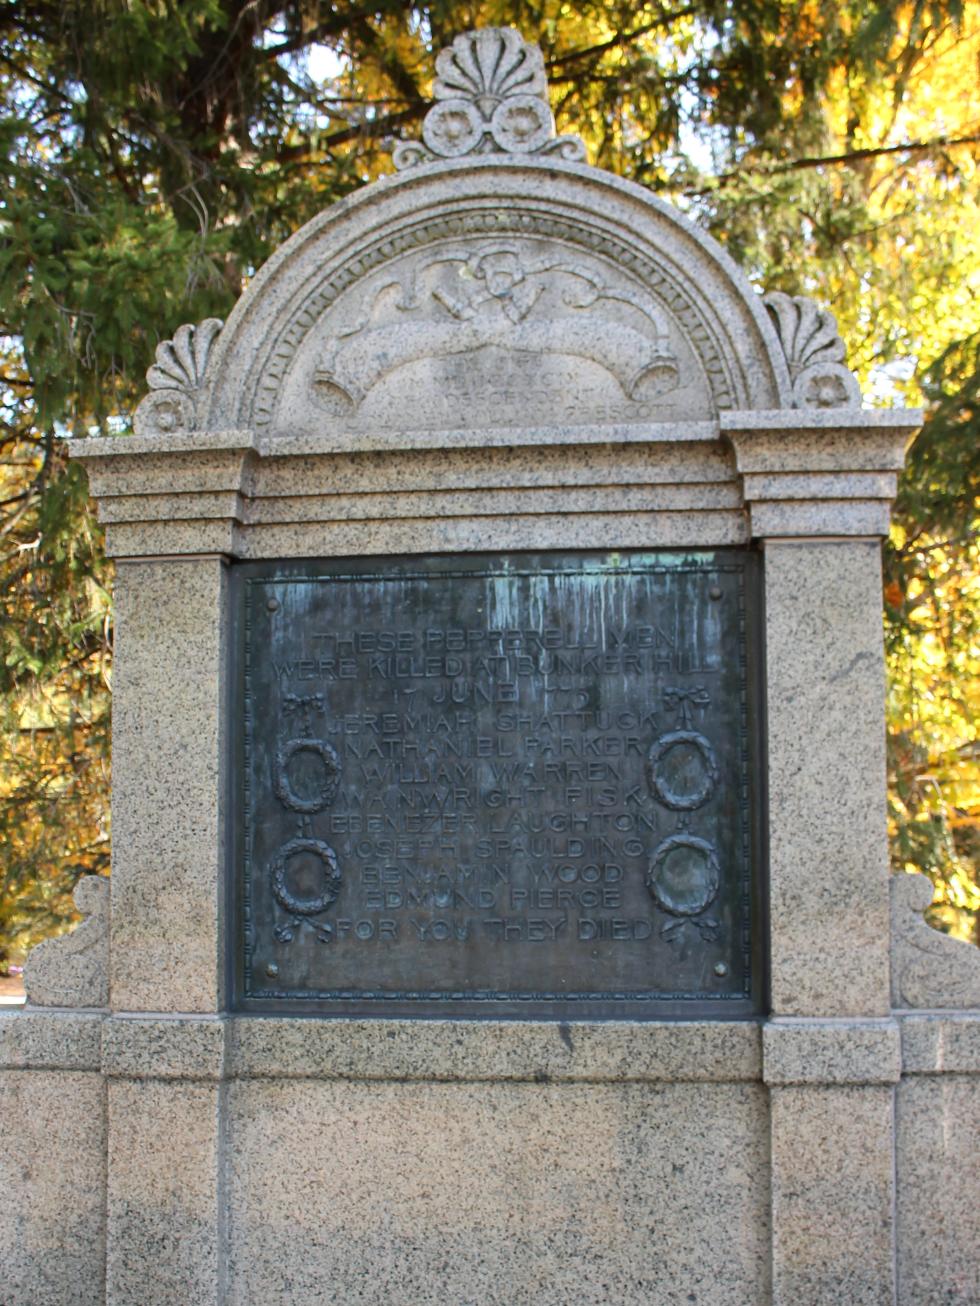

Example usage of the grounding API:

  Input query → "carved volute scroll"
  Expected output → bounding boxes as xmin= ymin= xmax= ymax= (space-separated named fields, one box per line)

xmin=23 ymin=875 xmax=109 ymax=1008
xmin=390 ymin=28 xmax=586 ymax=169
xmin=891 ymin=873 xmax=980 ymax=1009
xmin=763 ymin=291 xmax=862 ymax=409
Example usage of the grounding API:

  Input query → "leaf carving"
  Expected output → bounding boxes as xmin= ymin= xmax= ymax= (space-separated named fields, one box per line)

xmin=433 ymin=28 xmax=547 ymax=105
xmin=763 ymin=291 xmax=861 ymax=408
xmin=146 ymin=318 xmax=223 ymax=392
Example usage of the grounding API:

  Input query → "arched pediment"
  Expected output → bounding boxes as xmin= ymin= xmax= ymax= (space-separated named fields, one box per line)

xmin=141 ymin=160 xmax=797 ymax=440
xmin=82 ymin=28 xmax=914 ymax=563
xmin=136 ymin=153 xmax=870 ymax=441
xmin=134 ymin=28 xmax=862 ymax=443
xmin=201 ymin=161 xmax=790 ymax=438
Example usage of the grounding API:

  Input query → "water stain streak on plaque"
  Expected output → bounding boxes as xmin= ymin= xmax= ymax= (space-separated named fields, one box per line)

xmin=235 ymin=551 xmax=759 ymax=1017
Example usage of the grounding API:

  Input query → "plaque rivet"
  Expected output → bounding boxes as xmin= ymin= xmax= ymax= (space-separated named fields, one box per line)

xmin=267 ymin=597 xmax=280 ymax=612
xmin=266 ymin=962 xmax=279 ymax=978
xmin=708 ymin=585 xmax=723 ymax=600
xmin=714 ymin=962 xmax=728 ymax=977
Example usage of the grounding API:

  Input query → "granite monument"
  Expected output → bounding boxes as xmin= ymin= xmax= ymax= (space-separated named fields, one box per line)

xmin=2 ymin=27 xmax=979 ymax=1305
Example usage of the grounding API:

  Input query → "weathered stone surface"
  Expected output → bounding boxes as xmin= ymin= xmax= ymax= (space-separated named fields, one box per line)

xmin=98 ymin=481 xmax=743 ymax=525
xmin=28 ymin=24 xmax=947 ymax=1306
xmin=725 ymin=410 xmax=918 ymax=538
xmin=106 ymin=1079 xmax=223 ymax=1305
xmin=763 ymin=1018 xmax=900 ymax=1085
xmin=891 ymin=872 xmax=980 ymax=1008
xmin=0 ymin=1070 xmax=106 ymax=1305
xmin=228 ymin=1017 xmax=762 ymax=1082
xmin=762 ymin=291 xmax=862 ymax=409
xmin=75 ymin=429 xmax=753 ymax=557
xmin=899 ymin=1011 xmax=980 ymax=1074
xmin=749 ymin=498 xmax=894 ymax=537
xmin=104 ymin=505 xmax=749 ymax=559
xmin=78 ymin=407 xmax=923 ymax=564
xmin=763 ymin=540 xmax=892 ymax=1016
xmin=896 ymin=1073 xmax=980 ymax=1304
xmin=23 ymin=874 xmax=109 ymax=1008
xmin=0 ymin=1009 xmax=103 ymax=1070
xmin=105 ymin=518 xmax=238 ymax=557
xmin=109 ymin=557 xmax=228 ymax=1012
xmin=134 ymin=317 xmax=223 ymax=437
xmin=390 ymin=28 xmax=587 ymax=170
xmin=227 ymin=1079 xmax=771 ymax=1305
xmin=102 ymin=1015 xmax=226 ymax=1080
xmin=131 ymin=159 xmax=793 ymax=443
xmin=770 ymin=1085 xmax=896 ymax=1304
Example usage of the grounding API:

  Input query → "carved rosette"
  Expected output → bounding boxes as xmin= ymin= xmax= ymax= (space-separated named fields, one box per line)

xmin=309 ymin=240 xmax=682 ymax=419
xmin=391 ymin=28 xmax=586 ymax=169
xmin=133 ymin=317 xmax=223 ymax=435
xmin=763 ymin=291 xmax=862 ymax=409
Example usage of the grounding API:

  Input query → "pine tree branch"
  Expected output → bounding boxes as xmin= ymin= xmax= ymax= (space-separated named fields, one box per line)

xmin=347 ymin=14 xmax=423 ymax=110
xmin=544 ymin=8 xmax=700 ymax=67
xmin=260 ymin=2 xmax=408 ymax=61
xmin=273 ymin=105 xmax=423 ymax=160
xmin=684 ymin=130 xmax=980 ymax=193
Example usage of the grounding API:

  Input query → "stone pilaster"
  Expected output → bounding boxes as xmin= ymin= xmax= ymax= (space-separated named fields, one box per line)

xmin=764 ymin=1018 xmax=901 ymax=1304
xmin=103 ymin=1019 xmax=227 ymax=1305
xmin=725 ymin=411 xmax=917 ymax=1304
xmin=109 ymin=557 xmax=230 ymax=1013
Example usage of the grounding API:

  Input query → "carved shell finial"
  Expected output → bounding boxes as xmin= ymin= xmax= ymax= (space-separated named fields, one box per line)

xmin=146 ymin=319 xmax=222 ymax=392
xmin=763 ymin=291 xmax=862 ymax=409
xmin=134 ymin=317 xmax=223 ymax=435
xmin=390 ymin=28 xmax=586 ymax=170
xmin=433 ymin=27 xmax=547 ymax=103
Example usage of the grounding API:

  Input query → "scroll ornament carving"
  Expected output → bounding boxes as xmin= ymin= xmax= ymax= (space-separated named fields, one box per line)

xmin=312 ymin=242 xmax=681 ymax=414
xmin=391 ymin=28 xmax=586 ymax=169
xmin=133 ymin=317 xmax=223 ymax=435
xmin=23 ymin=875 xmax=109 ymax=1008
xmin=891 ymin=872 xmax=980 ymax=1009
xmin=249 ymin=207 xmax=739 ymax=429
xmin=763 ymin=291 xmax=862 ymax=409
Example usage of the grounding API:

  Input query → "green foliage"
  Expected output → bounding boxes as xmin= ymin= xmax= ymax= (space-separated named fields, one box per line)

xmin=885 ymin=332 xmax=980 ymax=942
xmin=1 ymin=0 xmax=977 ymax=966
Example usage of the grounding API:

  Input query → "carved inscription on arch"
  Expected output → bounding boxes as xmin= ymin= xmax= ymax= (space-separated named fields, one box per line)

xmin=236 ymin=551 xmax=759 ymax=1016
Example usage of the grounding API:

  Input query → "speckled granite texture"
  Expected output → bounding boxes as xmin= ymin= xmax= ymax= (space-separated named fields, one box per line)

xmin=23 ymin=875 xmax=109 ymax=1007
xmin=226 ymin=1078 xmax=771 ymax=1306
xmin=763 ymin=540 xmax=892 ymax=1017
xmin=896 ymin=1070 xmax=980 ymax=1304
xmin=0 ymin=1069 xmax=106 ymax=1306
xmin=770 ymin=1085 xmax=896 ymax=1305
xmin=110 ymin=557 xmax=229 ymax=1012
xmin=106 ymin=1078 xmax=223 ymax=1304
xmin=8 ymin=24 xmax=978 ymax=1306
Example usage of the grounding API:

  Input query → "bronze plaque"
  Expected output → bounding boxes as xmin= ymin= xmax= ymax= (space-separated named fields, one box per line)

xmin=233 ymin=552 xmax=762 ymax=1017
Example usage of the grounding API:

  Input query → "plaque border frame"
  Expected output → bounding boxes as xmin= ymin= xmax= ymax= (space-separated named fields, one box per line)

xmin=229 ymin=548 xmax=767 ymax=1020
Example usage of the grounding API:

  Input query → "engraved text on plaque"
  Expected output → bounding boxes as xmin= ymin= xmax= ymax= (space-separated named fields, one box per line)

xmin=234 ymin=551 xmax=761 ymax=1016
